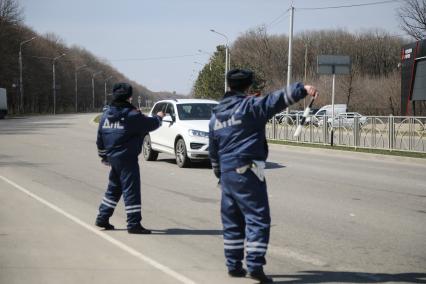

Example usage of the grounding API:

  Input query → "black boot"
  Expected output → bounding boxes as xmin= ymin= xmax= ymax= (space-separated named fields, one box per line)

xmin=228 ymin=267 xmax=247 ymax=278
xmin=249 ymin=270 xmax=273 ymax=283
xmin=95 ymin=219 xmax=115 ymax=230
xmin=128 ymin=224 xmax=151 ymax=234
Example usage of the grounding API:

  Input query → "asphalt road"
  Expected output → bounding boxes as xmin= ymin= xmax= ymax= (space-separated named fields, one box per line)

xmin=1 ymin=114 xmax=425 ymax=284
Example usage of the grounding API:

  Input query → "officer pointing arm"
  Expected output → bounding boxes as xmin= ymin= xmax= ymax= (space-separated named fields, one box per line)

xmin=95 ymin=82 xmax=164 ymax=234
xmin=209 ymin=69 xmax=317 ymax=283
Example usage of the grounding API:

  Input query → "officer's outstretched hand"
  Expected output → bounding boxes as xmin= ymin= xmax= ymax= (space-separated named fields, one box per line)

xmin=156 ymin=111 xmax=165 ymax=118
xmin=304 ymin=85 xmax=319 ymax=98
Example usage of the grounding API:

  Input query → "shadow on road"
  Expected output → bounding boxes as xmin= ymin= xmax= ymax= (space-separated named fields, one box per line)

xmin=155 ymin=158 xmax=286 ymax=170
xmin=0 ymin=122 xmax=73 ymax=135
xmin=0 ymin=154 xmax=46 ymax=168
xmin=2 ymin=116 xmax=28 ymax=120
xmin=107 ymin=228 xmax=223 ymax=235
xmin=151 ymin=228 xmax=223 ymax=235
xmin=266 ymin=161 xmax=286 ymax=169
xmin=155 ymin=158 xmax=212 ymax=169
xmin=269 ymin=271 xmax=426 ymax=283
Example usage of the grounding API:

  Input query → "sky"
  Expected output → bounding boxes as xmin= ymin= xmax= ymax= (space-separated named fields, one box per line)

xmin=20 ymin=0 xmax=404 ymax=95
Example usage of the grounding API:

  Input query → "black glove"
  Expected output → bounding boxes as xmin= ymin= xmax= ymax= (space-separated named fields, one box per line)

xmin=213 ymin=167 xmax=221 ymax=179
xmin=101 ymin=156 xmax=110 ymax=166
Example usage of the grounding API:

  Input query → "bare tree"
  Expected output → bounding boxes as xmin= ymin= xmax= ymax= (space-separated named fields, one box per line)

xmin=0 ymin=0 xmax=22 ymax=25
xmin=399 ymin=0 xmax=426 ymax=40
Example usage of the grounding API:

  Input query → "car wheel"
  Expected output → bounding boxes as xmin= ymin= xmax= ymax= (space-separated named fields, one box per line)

xmin=175 ymin=138 xmax=191 ymax=168
xmin=142 ymin=134 xmax=158 ymax=161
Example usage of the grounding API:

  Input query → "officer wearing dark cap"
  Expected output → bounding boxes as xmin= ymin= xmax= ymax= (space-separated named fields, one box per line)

xmin=209 ymin=69 xmax=318 ymax=282
xmin=96 ymin=82 xmax=164 ymax=234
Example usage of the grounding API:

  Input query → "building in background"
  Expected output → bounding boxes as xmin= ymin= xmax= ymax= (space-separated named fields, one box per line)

xmin=401 ymin=39 xmax=426 ymax=116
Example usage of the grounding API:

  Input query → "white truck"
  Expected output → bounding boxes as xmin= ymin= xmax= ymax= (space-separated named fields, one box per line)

xmin=314 ymin=104 xmax=347 ymax=117
xmin=0 ymin=88 xmax=7 ymax=119
xmin=306 ymin=104 xmax=347 ymax=126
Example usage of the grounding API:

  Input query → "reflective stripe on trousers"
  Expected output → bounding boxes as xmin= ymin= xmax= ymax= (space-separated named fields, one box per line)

xmin=97 ymin=160 xmax=142 ymax=229
xmin=220 ymin=170 xmax=270 ymax=272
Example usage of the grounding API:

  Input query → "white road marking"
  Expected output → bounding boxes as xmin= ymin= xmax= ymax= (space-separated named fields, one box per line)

xmin=0 ymin=175 xmax=196 ymax=284
xmin=268 ymin=244 xmax=328 ymax=267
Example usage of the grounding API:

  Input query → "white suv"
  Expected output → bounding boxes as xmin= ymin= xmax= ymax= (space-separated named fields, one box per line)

xmin=142 ymin=99 xmax=218 ymax=167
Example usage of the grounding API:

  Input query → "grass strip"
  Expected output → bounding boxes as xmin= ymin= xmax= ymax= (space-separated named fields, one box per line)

xmin=268 ymin=139 xmax=426 ymax=159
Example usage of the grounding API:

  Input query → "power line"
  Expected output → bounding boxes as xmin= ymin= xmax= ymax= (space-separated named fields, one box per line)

xmin=29 ymin=53 xmax=204 ymax=63
xmin=266 ymin=7 xmax=291 ymax=29
xmin=109 ymin=53 xmax=203 ymax=62
xmin=264 ymin=0 xmax=400 ymax=31
xmin=268 ymin=14 xmax=290 ymax=30
xmin=297 ymin=0 xmax=401 ymax=11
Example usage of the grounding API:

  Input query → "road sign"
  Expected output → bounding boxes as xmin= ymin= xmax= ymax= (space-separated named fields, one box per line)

xmin=317 ymin=55 xmax=351 ymax=147
xmin=317 ymin=55 xmax=351 ymax=75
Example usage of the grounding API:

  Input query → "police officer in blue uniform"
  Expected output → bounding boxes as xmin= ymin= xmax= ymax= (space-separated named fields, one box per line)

xmin=209 ymin=69 xmax=318 ymax=282
xmin=96 ymin=83 xmax=164 ymax=234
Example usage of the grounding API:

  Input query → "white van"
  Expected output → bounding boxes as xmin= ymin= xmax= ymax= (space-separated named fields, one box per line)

xmin=314 ymin=104 xmax=347 ymax=117
xmin=0 ymin=88 xmax=7 ymax=119
xmin=306 ymin=104 xmax=347 ymax=125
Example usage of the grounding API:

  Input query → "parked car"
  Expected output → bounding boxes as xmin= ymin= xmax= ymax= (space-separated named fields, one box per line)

xmin=309 ymin=107 xmax=320 ymax=115
xmin=142 ymin=99 xmax=218 ymax=168
xmin=318 ymin=112 xmax=367 ymax=127
xmin=274 ymin=110 xmax=303 ymax=124
xmin=306 ymin=104 xmax=347 ymax=126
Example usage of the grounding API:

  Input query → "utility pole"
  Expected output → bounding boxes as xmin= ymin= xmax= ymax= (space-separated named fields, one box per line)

xmin=304 ymin=43 xmax=308 ymax=108
xmin=104 ymin=76 xmax=113 ymax=105
xmin=75 ymin=65 xmax=87 ymax=113
xmin=91 ymin=71 xmax=102 ymax=111
xmin=52 ymin=53 xmax=66 ymax=115
xmin=210 ymin=29 xmax=230 ymax=92
xmin=19 ymin=37 xmax=37 ymax=113
xmin=286 ymin=5 xmax=294 ymax=113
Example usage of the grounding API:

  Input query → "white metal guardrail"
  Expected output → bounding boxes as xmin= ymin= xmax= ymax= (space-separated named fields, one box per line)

xmin=267 ymin=115 xmax=426 ymax=153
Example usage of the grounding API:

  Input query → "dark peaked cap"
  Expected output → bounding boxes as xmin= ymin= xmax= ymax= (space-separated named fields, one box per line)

xmin=112 ymin=83 xmax=133 ymax=101
xmin=226 ymin=69 xmax=254 ymax=89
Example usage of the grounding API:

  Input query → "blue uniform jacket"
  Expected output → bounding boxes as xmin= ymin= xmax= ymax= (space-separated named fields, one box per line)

xmin=209 ymin=83 xmax=307 ymax=172
xmin=97 ymin=103 xmax=162 ymax=161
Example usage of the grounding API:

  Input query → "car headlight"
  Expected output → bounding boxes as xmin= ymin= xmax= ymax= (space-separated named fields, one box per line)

xmin=188 ymin=129 xmax=208 ymax=138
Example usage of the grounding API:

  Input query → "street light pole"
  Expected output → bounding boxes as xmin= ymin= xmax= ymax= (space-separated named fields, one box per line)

xmin=75 ymin=65 xmax=87 ymax=113
xmin=287 ymin=5 xmax=294 ymax=87
xmin=19 ymin=36 xmax=37 ymax=113
xmin=52 ymin=53 xmax=66 ymax=115
xmin=210 ymin=29 xmax=230 ymax=92
xmin=285 ymin=5 xmax=295 ymax=114
xmin=92 ymin=71 xmax=102 ymax=111
xmin=104 ymin=76 xmax=113 ymax=105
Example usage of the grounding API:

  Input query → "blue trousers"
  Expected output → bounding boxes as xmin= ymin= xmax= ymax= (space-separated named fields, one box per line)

xmin=97 ymin=158 xmax=142 ymax=229
xmin=220 ymin=170 xmax=271 ymax=273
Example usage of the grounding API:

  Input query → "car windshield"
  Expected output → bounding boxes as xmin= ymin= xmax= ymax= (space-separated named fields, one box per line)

xmin=176 ymin=103 xmax=217 ymax=120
